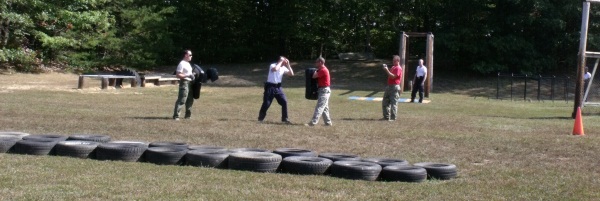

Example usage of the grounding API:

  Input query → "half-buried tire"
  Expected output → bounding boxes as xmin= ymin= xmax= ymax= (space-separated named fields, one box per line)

xmin=361 ymin=157 xmax=409 ymax=167
xmin=273 ymin=148 xmax=318 ymax=158
xmin=67 ymin=134 xmax=111 ymax=143
xmin=55 ymin=140 xmax=101 ymax=159
xmin=414 ymin=162 xmax=458 ymax=180
xmin=330 ymin=161 xmax=382 ymax=181
xmin=144 ymin=147 xmax=188 ymax=165
xmin=0 ymin=137 xmax=20 ymax=153
xmin=185 ymin=150 xmax=232 ymax=168
xmin=0 ymin=131 xmax=30 ymax=139
xmin=380 ymin=165 xmax=427 ymax=182
xmin=228 ymin=151 xmax=282 ymax=173
xmin=280 ymin=156 xmax=333 ymax=175
xmin=23 ymin=134 xmax=68 ymax=142
xmin=319 ymin=152 xmax=361 ymax=162
xmin=149 ymin=141 xmax=189 ymax=149
xmin=14 ymin=138 xmax=61 ymax=155
xmin=95 ymin=142 xmax=147 ymax=162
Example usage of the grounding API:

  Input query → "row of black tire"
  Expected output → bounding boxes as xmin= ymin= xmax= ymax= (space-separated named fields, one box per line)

xmin=0 ymin=132 xmax=457 ymax=182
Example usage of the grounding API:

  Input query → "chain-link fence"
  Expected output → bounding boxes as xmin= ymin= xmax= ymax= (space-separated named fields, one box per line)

xmin=495 ymin=73 xmax=573 ymax=102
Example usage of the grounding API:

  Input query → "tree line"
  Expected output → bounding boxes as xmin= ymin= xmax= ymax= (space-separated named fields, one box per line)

xmin=0 ymin=0 xmax=597 ymax=74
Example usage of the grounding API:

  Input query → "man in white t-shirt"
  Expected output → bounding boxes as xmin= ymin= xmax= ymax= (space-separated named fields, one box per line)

xmin=172 ymin=50 xmax=195 ymax=120
xmin=584 ymin=67 xmax=592 ymax=102
xmin=410 ymin=59 xmax=427 ymax=103
xmin=258 ymin=56 xmax=294 ymax=124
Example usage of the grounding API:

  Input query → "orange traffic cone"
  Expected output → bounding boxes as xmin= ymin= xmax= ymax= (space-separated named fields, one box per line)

xmin=572 ymin=107 xmax=585 ymax=136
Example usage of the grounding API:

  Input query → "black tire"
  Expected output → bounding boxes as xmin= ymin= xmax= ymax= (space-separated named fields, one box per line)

xmin=305 ymin=68 xmax=318 ymax=100
xmin=185 ymin=150 xmax=232 ymax=168
xmin=319 ymin=152 xmax=361 ymax=161
xmin=281 ymin=156 xmax=333 ymax=175
xmin=228 ymin=152 xmax=282 ymax=173
xmin=14 ymin=139 xmax=60 ymax=155
xmin=273 ymin=148 xmax=318 ymax=158
xmin=230 ymin=148 xmax=271 ymax=153
xmin=22 ymin=134 xmax=68 ymax=142
xmin=361 ymin=157 xmax=409 ymax=167
xmin=116 ymin=68 xmax=141 ymax=87
xmin=0 ymin=137 xmax=20 ymax=153
xmin=380 ymin=165 xmax=427 ymax=182
xmin=149 ymin=141 xmax=189 ymax=149
xmin=55 ymin=141 xmax=101 ymax=159
xmin=68 ymin=134 xmax=111 ymax=143
xmin=144 ymin=147 xmax=188 ymax=165
xmin=206 ymin=68 xmax=219 ymax=82
xmin=0 ymin=131 xmax=30 ymax=139
xmin=109 ymin=140 xmax=149 ymax=147
xmin=330 ymin=161 xmax=382 ymax=181
xmin=95 ymin=142 xmax=147 ymax=162
xmin=414 ymin=162 xmax=458 ymax=180
xmin=188 ymin=145 xmax=228 ymax=152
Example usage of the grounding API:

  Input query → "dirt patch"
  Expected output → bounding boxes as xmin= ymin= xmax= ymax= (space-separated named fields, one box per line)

xmin=0 ymin=60 xmax=494 ymax=97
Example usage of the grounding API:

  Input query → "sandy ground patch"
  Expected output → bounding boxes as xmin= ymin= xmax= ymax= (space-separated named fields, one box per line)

xmin=0 ymin=72 xmax=258 ymax=94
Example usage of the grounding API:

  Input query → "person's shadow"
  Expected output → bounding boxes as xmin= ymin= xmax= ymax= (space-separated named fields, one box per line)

xmin=127 ymin=117 xmax=172 ymax=120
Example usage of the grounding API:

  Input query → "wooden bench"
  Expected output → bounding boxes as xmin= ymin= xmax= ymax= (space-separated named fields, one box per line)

xmin=157 ymin=77 xmax=180 ymax=86
xmin=140 ymin=76 xmax=161 ymax=87
xmin=78 ymin=75 xmax=138 ymax=89
xmin=140 ymin=75 xmax=180 ymax=87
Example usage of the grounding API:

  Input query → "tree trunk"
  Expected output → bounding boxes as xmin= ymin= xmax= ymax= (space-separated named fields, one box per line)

xmin=0 ymin=19 xmax=10 ymax=48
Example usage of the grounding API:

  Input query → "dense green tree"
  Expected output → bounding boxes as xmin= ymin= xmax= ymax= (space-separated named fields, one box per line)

xmin=0 ymin=0 xmax=593 ymax=75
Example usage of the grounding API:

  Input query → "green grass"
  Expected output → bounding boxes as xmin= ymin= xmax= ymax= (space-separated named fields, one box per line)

xmin=1 ymin=61 xmax=600 ymax=200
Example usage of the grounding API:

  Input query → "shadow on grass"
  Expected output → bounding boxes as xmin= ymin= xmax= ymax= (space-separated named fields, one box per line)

xmin=340 ymin=118 xmax=384 ymax=121
xmin=528 ymin=116 xmax=572 ymax=120
xmin=128 ymin=117 xmax=172 ymax=120
xmin=217 ymin=118 xmax=299 ymax=126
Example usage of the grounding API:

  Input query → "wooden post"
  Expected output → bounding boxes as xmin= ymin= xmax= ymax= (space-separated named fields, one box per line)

xmin=130 ymin=78 xmax=136 ymax=88
xmin=101 ymin=78 xmax=109 ymax=89
xmin=108 ymin=78 xmax=116 ymax=88
xmin=141 ymin=77 xmax=146 ymax=87
xmin=574 ymin=2 xmax=591 ymax=118
xmin=399 ymin=32 xmax=408 ymax=92
xmin=78 ymin=75 xmax=85 ymax=89
xmin=425 ymin=32 xmax=434 ymax=97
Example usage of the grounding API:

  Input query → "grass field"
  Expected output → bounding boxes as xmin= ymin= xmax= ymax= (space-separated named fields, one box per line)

xmin=1 ymin=60 xmax=600 ymax=200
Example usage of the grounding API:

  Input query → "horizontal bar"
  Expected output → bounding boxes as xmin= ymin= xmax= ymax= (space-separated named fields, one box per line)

xmin=80 ymin=75 xmax=136 ymax=78
xmin=585 ymin=51 xmax=600 ymax=58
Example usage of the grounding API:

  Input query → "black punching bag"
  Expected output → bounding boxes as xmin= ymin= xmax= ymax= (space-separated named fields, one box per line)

xmin=305 ymin=68 xmax=318 ymax=100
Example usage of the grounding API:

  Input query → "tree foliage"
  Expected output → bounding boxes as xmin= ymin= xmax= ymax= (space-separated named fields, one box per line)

xmin=0 ymin=0 xmax=592 ymax=74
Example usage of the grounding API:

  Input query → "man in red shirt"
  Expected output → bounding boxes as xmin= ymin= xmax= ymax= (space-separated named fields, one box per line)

xmin=381 ymin=55 xmax=403 ymax=121
xmin=307 ymin=57 xmax=332 ymax=126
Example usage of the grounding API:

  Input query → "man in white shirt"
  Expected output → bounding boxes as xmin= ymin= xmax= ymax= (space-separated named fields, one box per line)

xmin=410 ymin=59 xmax=427 ymax=103
xmin=584 ymin=67 xmax=592 ymax=102
xmin=172 ymin=50 xmax=195 ymax=120
xmin=258 ymin=56 xmax=294 ymax=124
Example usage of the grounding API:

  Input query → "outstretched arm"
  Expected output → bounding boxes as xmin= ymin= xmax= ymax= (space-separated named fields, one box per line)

xmin=285 ymin=59 xmax=294 ymax=76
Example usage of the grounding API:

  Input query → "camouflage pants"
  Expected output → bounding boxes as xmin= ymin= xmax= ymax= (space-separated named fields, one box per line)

xmin=173 ymin=80 xmax=194 ymax=119
xmin=311 ymin=87 xmax=332 ymax=125
xmin=382 ymin=85 xmax=400 ymax=120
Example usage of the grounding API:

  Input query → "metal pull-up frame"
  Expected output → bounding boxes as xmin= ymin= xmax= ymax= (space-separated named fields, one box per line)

xmin=574 ymin=0 xmax=600 ymax=118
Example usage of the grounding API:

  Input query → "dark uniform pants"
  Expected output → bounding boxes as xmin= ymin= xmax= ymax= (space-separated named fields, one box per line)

xmin=258 ymin=82 xmax=288 ymax=121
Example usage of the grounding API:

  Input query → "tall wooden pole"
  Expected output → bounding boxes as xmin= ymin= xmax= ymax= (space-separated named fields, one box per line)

xmin=425 ymin=33 xmax=434 ymax=97
xmin=574 ymin=2 xmax=590 ymax=118
xmin=399 ymin=32 xmax=408 ymax=92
